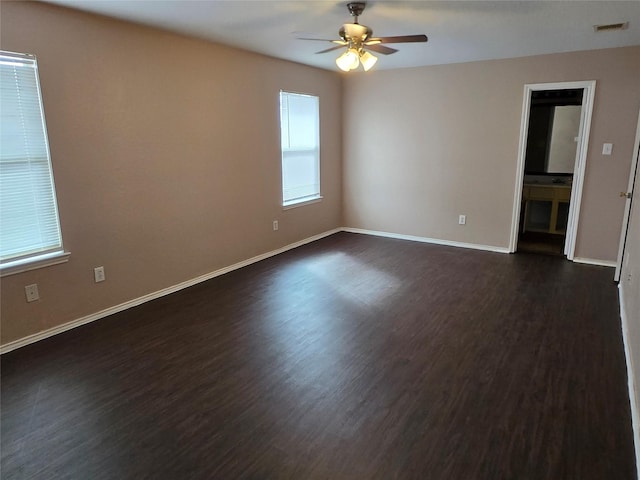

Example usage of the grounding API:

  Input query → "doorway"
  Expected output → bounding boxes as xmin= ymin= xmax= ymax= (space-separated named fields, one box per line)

xmin=509 ymin=81 xmax=596 ymax=259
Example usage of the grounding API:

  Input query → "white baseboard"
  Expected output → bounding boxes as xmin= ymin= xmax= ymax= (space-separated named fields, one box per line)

xmin=0 ymin=226 xmax=511 ymax=354
xmin=573 ymin=257 xmax=617 ymax=268
xmin=0 ymin=228 xmax=341 ymax=354
xmin=0 ymin=226 xmax=619 ymax=355
xmin=619 ymin=285 xmax=640 ymax=480
xmin=342 ymin=227 xmax=511 ymax=254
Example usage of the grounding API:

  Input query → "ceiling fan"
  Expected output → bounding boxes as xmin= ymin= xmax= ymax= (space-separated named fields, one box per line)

xmin=299 ymin=2 xmax=428 ymax=72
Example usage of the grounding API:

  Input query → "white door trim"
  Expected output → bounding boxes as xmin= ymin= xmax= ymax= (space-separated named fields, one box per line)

xmin=614 ymin=108 xmax=640 ymax=282
xmin=509 ymin=80 xmax=597 ymax=259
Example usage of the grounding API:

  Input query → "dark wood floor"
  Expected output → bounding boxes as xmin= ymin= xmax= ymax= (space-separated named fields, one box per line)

xmin=1 ymin=232 xmax=635 ymax=479
xmin=518 ymin=231 xmax=566 ymax=256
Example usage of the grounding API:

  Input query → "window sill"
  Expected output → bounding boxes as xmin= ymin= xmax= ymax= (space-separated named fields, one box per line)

xmin=283 ymin=196 xmax=323 ymax=210
xmin=1 ymin=251 xmax=71 ymax=277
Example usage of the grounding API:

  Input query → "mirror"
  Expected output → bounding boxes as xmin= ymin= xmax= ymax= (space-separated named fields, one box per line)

xmin=524 ymin=89 xmax=583 ymax=175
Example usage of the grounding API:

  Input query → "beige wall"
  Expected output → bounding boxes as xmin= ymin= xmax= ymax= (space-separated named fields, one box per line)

xmin=343 ymin=47 xmax=640 ymax=259
xmin=0 ymin=2 xmax=343 ymax=345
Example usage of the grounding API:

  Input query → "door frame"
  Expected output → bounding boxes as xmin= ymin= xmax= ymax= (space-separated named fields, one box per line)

xmin=614 ymin=107 xmax=640 ymax=281
xmin=509 ymin=80 xmax=597 ymax=259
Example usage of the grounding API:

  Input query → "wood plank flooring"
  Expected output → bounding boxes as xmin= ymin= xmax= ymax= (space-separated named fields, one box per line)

xmin=1 ymin=232 xmax=635 ymax=479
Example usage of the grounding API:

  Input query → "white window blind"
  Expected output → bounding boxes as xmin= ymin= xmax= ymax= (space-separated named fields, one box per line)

xmin=0 ymin=50 xmax=63 ymax=267
xmin=279 ymin=91 xmax=320 ymax=206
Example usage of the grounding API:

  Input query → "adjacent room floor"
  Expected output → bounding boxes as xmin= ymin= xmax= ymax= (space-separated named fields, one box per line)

xmin=517 ymin=231 xmax=566 ymax=256
xmin=1 ymin=232 xmax=635 ymax=479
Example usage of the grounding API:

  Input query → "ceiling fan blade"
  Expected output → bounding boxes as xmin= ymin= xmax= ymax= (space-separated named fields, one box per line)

xmin=365 ymin=44 xmax=398 ymax=55
xmin=368 ymin=34 xmax=428 ymax=44
xmin=316 ymin=45 xmax=346 ymax=54
xmin=298 ymin=38 xmax=347 ymax=47
xmin=297 ymin=37 xmax=336 ymax=42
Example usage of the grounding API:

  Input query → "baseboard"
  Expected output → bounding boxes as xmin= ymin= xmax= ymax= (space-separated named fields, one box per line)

xmin=0 ymin=228 xmax=341 ymax=354
xmin=619 ymin=285 xmax=640 ymax=480
xmin=0 ymin=227 xmax=615 ymax=354
xmin=1 ymin=226 xmax=505 ymax=354
xmin=341 ymin=227 xmax=511 ymax=254
xmin=573 ymin=257 xmax=617 ymax=268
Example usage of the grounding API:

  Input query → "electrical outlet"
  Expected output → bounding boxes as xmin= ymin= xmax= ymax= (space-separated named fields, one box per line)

xmin=94 ymin=266 xmax=105 ymax=283
xmin=628 ymin=272 xmax=633 ymax=282
xmin=25 ymin=284 xmax=39 ymax=302
xmin=273 ymin=220 xmax=278 ymax=231
xmin=459 ymin=215 xmax=466 ymax=225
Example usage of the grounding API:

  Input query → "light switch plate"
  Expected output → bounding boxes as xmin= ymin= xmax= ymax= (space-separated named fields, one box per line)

xmin=602 ymin=143 xmax=613 ymax=155
xmin=94 ymin=266 xmax=105 ymax=283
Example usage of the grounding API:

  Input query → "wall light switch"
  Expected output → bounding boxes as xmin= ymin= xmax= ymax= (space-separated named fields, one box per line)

xmin=602 ymin=143 xmax=613 ymax=155
xmin=94 ymin=266 xmax=105 ymax=283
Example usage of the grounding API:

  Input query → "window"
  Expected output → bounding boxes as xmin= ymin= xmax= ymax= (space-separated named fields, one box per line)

xmin=0 ymin=50 xmax=66 ymax=274
xmin=279 ymin=91 xmax=320 ymax=206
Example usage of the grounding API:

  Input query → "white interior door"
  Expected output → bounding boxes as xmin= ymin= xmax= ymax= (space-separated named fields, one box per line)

xmin=564 ymin=103 xmax=589 ymax=257
xmin=615 ymin=108 xmax=640 ymax=281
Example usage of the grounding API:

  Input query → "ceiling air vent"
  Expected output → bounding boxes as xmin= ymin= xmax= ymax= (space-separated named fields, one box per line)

xmin=593 ymin=22 xmax=629 ymax=32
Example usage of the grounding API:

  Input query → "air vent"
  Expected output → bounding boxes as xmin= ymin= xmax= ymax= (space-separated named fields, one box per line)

xmin=593 ymin=22 xmax=629 ymax=32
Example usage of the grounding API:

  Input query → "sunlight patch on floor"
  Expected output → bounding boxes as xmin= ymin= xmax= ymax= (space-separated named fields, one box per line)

xmin=306 ymin=252 xmax=402 ymax=308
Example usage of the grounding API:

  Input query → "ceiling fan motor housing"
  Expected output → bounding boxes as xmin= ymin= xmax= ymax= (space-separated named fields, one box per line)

xmin=340 ymin=23 xmax=373 ymax=44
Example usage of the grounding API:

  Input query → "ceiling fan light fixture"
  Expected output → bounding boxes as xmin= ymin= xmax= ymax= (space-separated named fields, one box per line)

xmin=360 ymin=50 xmax=377 ymax=71
xmin=336 ymin=48 xmax=360 ymax=71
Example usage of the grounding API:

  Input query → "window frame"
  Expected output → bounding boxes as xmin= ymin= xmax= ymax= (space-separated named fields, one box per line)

xmin=279 ymin=90 xmax=322 ymax=208
xmin=0 ymin=50 xmax=68 ymax=277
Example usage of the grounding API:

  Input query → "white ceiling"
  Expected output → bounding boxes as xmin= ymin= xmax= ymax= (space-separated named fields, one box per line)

xmin=43 ymin=0 xmax=640 ymax=71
